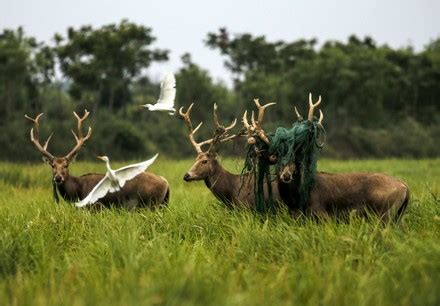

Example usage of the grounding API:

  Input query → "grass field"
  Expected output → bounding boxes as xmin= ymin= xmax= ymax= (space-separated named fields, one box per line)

xmin=0 ymin=158 xmax=439 ymax=306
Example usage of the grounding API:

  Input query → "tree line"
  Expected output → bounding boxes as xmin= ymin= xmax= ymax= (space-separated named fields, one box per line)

xmin=1 ymin=21 xmax=439 ymax=161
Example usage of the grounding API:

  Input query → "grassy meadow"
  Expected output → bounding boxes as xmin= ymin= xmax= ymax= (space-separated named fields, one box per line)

xmin=0 ymin=158 xmax=439 ymax=306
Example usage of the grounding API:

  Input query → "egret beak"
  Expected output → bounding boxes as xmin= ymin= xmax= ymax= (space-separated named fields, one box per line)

xmin=97 ymin=155 xmax=106 ymax=161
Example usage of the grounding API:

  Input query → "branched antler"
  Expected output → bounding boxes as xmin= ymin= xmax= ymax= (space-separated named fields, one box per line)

xmin=25 ymin=113 xmax=55 ymax=160
xmin=293 ymin=93 xmax=324 ymax=124
xmin=207 ymin=103 xmax=237 ymax=152
xmin=242 ymin=99 xmax=276 ymax=145
xmin=307 ymin=93 xmax=322 ymax=121
xmin=179 ymin=103 xmax=208 ymax=153
xmin=65 ymin=110 xmax=92 ymax=161
xmin=179 ymin=103 xmax=237 ymax=154
xmin=26 ymin=110 xmax=92 ymax=161
xmin=253 ymin=99 xmax=276 ymax=129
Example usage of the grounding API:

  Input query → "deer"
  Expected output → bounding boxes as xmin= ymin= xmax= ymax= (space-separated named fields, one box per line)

xmin=243 ymin=94 xmax=410 ymax=221
xmin=25 ymin=110 xmax=170 ymax=209
xmin=178 ymin=103 xmax=280 ymax=209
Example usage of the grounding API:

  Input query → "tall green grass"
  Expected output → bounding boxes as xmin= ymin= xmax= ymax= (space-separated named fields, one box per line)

xmin=0 ymin=159 xmax=439 ymax=306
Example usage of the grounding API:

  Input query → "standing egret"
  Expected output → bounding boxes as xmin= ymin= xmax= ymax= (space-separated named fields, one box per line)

xmin=75 ymin=154 xmax=159 ymax=207
xmin=141 ymin=73 xmax=176 ymax=115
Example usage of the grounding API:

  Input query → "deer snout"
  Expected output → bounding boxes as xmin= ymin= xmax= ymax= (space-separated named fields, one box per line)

xmin=280 ymin=171 xmax=292 ymax=183
xmin=183 ymin=173 xmax=191 ymax=182
xmin=280 ymin=174 xmax=292 ymax=183
xmin=54 ymin=175 xmax=64 ymax=184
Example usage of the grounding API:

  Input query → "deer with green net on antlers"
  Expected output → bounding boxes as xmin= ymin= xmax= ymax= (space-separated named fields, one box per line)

xmin=243 ymin=94 xmax=410 ymax=221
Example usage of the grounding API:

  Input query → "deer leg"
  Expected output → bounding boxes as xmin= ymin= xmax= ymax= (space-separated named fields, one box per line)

xmin=312 ymin=208 xmax=331 ymax=221
xmin=124 ymin=199 xmax=138 ymax=211
xmin=289 ymin=208 xmax=303 ymax=219
xmin=308 ymin=193 xmax=331 ymax=221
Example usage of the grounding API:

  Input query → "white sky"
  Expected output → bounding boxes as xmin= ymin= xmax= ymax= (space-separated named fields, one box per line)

xmin=1 ymin=0 xmax=439 ymax=86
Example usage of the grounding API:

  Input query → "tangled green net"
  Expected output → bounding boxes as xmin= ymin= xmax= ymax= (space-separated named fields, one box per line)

xmin=242 ymin=118 xmax=325 ymax=213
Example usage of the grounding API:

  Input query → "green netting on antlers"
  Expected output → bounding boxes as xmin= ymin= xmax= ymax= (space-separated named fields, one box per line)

xmin=269 ymin=119 xmax=325 ymax=210
xmin=242 ymin=118 xmax=325 ymax=213
xmin=242 ymin=137 xmax=276 ymax=214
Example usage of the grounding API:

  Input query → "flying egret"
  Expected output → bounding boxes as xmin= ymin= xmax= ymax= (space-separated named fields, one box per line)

xmin=75 ymin=154 xmax=159 ymax=207
xmin=142 ymin=73 xmax=176 ymax=115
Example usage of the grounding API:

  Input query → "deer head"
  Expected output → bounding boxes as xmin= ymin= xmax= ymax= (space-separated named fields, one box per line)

xmin=279 ymin=93 xmax=324 ymax=183
xmin=178 ymin=103 xmax=237 ymax=181
xmin=25 ymin=110 xmax=92 ymax=185
xmin=242 ymin=98 xmax=277 ymax=163
xmin=242 ymin=94 xmax=323 ymax=183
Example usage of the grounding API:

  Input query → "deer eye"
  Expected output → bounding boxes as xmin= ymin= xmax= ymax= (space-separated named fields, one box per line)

xmin=201 ymin=160 xmax=208 ymax=164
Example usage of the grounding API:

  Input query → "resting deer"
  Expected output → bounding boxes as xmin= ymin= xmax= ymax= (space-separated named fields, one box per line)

xmin=178 ymin=103 xmax=280 ymax=209
xmin=25 ymin=110 xmax=169 ymax=208
xmin=244 ymin=95 xmax=410 ymax=221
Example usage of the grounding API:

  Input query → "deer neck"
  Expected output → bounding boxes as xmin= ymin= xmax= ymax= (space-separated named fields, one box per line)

xmin=204 ymin=160 xmax=237 ymax=202
xmin=278 ymin=163 xmax=302 ymax=211
xmin=56 ymin=174 xmax=81 ymax=202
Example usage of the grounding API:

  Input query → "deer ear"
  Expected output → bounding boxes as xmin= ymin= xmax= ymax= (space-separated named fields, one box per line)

xmin=42 ymin=156 xmax=51 ymax=164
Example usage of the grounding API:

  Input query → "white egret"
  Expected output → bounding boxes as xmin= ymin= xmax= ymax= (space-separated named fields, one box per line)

xmin=75 ymin=154 xmax=159 ymax=207
xmin=141 ymin=73 xmax=176 ymax=115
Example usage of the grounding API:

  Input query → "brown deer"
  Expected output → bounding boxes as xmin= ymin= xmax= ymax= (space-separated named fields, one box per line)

xmin=25 ymin=110 xmax=169 ymax=208
xmin=178 ymin=103 xmax=280 ymax=209
xmin=244 ymin=94 xmax=410 ymax=221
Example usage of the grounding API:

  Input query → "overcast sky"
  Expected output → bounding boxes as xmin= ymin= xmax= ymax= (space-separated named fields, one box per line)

xmin=1 ymin=0 xmax=439 ymax=85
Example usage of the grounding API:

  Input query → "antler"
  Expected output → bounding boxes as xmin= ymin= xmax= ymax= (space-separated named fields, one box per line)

xmin=242 ymin=110 xmax=254 ymax=134
xmin=25 ymin=113 xmax=55 ymax=160
xmin=65 ymin=110 xmax=92 ymax=161
xmin=293 ymin=93 xmax=324 ymax=124
xmin=213 ymin=103 xmax=236 ymax=133
xmin=242 ymin=110 xmax=256 ymax=145
xmin=207 ymin=103 xmax=237 ymax=152
xmin=242 ymin=99 xmax=276 ymax=145
xmin=253 ymin=99 xmax=276 ymax=129
xmin=317 ymin=109 xmax=323 ymax=125
xmin=307 ymin=92 xmax=322 ymax=121
xmin=294 ymin=106 xmax=303 ymax=121
xmin=179 ymin=103 xmax=206 ymax=154
xmin=179 ymin=103 xmax=237 ymax=154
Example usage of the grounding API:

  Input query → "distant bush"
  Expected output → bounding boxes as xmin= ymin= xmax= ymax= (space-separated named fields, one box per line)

xmin=324 ymin=117 xmax=438 ymax=158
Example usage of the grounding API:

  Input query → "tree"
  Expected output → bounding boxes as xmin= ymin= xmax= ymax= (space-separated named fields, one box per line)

xmin=0 ymin=27 xmax=54 ymax=120
xmin=176 ymin=53 xmax=235 ymax=124
xmin=206 ymin=28 xmax=316 ymax=84
xmin=54 ymin=20 xmax=169 ymax=111
xmin=206 ymin=29 xmax=440 ymax=157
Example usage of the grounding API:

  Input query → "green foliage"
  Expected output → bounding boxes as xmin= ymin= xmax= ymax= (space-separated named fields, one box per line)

xmin=176 ymin=53 xmax=236 ymax=131
xmin=206 ymin=28 xmax=316 ymax=78
xmin=0 ymin=27 xmax=54 ymax=120
xmin=206 ymin=29 xmax=440 ymax=158
xmin=0 ymin=24 xmax=439 ymax=160
xmin=0 ymin=159 xmax=439 ymax=305
xmin=54 ymin=20 xmax=169 ymax=110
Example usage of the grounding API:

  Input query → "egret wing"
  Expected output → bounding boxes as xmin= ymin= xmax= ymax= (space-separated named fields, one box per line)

xmin=75 ymin=174 xmax=112 ymax=207
xmin=157 ymin=73 xmax=176 ymax=107
xmin=114 ymin=153 xmax=159 ymax=187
